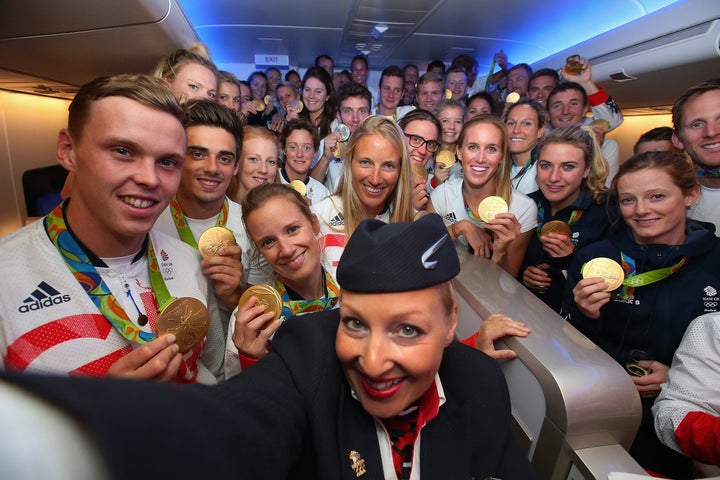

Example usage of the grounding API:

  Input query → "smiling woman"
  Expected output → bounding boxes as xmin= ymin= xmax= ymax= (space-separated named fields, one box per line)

xmin=311 ymin=115 xmax=414 ymax=278
xmin=428 ymin=116 xmax=537 ymax=276
xmin=224 ymin=183 xmax=339 ymax=377
xmin=227 ymin=126 xmax=279 ymax=204
xmin=563 ymin=151 xmax=720 ymax=477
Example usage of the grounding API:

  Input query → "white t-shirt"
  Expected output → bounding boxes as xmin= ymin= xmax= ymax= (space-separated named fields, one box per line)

xmin=689 ymin=184 xmax=720 ymax=236
xmin=510 ymin=161 xmax=539 ymax=195
xmin=312 ymin=196 xmax=390 ymax=279
xmin=154 ymin=198 xmax=270 ymax=286
xmin=279 ymin=169 xmax=330 ymax=205
xmin=430 ymin=177 xmax=537 ymax=246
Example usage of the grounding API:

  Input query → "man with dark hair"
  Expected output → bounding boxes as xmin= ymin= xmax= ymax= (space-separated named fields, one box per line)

xmin=375 ymin=65 xmax=414 ymax=120
xmin=548 ymin=56 xmax=623 ymax=134
xmin=673 ymin=78 xmax=720 ymax=234
xmin=416 ymin=72 xmax=444 ymax=113
xmin=506 ymin=63 xmax=533 ymax=97
xmin=451 ymin=54 xmax=479 ymax=95
xmin=444 ymin=66 xmax=469 ymax=101
xmin=528 ymin=68 xmax=559 ymax=107
xmin=427 ymin=59 xmax=446 ymax=75
xmin=403 ymin=63 xmax=419 ymax=85
xmin=154 ymin=100 xmax=271 ymax=381
xmin=0 ymin=75 xmax=215 ymax=383
xmin=311 ymin=83 xmax=372 ymax=193
xmin=314 ymin=54 xmax=334 ymax=76
xmin=633 ymin=126 xmax=684 ymax=155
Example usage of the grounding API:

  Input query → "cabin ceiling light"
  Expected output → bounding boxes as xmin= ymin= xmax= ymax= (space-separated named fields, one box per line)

xmin=371 ymin=24 xmax=388 ymax=40
xmin=361 ymin=49 xmax=372 ymax=56
xmin=355 ymin=43 xmax=367 ymax=50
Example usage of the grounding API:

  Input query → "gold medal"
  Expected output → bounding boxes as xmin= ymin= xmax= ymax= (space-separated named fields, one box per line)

xmin=540 ymin=220 xmax=572 ymax=237
xmin=506 ymin=92 xmax=520 ymax=104
xmin=289 ymin=179 xmax=307 ymax=196
xmin=411 ymin=163 xmax=428 ymax=182
xmin=156 ymin=297 xmax=210 ymax=353
xmin=444 ymin=88 xmax=452 ymax=99
xmin=582 ymin=257 xmax=625 ymax=291
xmin=252 ymin=99 xmax=266 ymax=112
xmin=263 ymin=95 xmax=273 ymax=105
xmin=477 ymin=196 xmax=508 ymax=222
xmin=435 ymin=149 xmax=456 ymax=169
xmin=238 ymin=284 xmax=283 ymax=327
xmin=197 ymin=226 xmax=237 ymax=259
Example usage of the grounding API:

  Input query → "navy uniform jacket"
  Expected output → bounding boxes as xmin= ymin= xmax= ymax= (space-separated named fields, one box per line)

xmin=519 ymin=190 xmax=616 ymax=313
xmin=3 ymin=310 xmax=539 ymax=479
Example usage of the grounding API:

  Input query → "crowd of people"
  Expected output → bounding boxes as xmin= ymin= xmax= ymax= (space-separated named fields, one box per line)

xmin=0 ymin=41 xmax=719 ymax=479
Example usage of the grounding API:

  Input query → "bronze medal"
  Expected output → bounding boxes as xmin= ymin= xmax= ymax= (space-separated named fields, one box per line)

xmin=197 ymin=227 xmax=237 ymax=259
xmin=477 ymin=196 xmax=508 ymax=222
xmin=156 ymin=297 xmax=210 ymax=353
xmin=288 ymin=100 xmax=303 ymax=113
xmin=582 ymin=257 xmax=625 ymax=291
xmin=238 ymin=284 xmax=283 ymax=327
xmin=540 ymin=220 xmax=572 ymax=237
xmin=289 ymin=179 xmax=307 ymax=196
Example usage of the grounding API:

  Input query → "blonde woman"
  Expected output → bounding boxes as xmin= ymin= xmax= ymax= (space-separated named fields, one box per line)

xmin=519 ymin=125 xmax=610 ymax=312
xmin=428 ymin=116 xmax=537 ymax=276
xmin=311 ymin=115 xmax=415 ymax=277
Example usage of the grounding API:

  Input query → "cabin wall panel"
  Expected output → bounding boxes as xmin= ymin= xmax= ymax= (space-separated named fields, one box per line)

xmin=0 ymin=91 xmax=69 ymax=236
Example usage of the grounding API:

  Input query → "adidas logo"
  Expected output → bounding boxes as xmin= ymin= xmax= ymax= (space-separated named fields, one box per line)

xmin=444 ymin=212 xmax=457 ymax=224
xmin=18 ymin=281 xmax=71 ymax=313
xmin=330 ymin=213 xmax=344 ymax=227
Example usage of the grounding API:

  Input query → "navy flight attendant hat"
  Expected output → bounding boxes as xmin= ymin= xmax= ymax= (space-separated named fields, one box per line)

xmin=337 ymin=213 xmax=460 ymax=293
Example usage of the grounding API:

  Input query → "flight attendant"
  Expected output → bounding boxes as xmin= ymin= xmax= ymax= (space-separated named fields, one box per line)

xmin=0 ymin=213 xmax=540 ymax=480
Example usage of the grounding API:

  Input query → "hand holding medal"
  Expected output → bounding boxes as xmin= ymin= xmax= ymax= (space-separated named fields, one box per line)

xmin=232 ymin=285 xmax=284 ymax=358
xmin=572 ymin=257 xmax=623 ymax=319
xmin=539 ymin=220 xmax=575 ymax=258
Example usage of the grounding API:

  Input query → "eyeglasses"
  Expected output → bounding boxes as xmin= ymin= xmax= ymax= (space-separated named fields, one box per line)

xmin=404 ymin=133 xmax=441 ymax=153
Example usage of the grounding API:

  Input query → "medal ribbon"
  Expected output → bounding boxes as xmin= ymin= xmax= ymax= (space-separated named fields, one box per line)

xmin=169 ymin=196 xmax=229 ymax=249
xmin=615 ymin=251 xmax=688 ymax=299
xmin=45 ymin=202 xmax=173 ymax=344
xmin=512 ymin=157 xmax=533 ymax=180
xmin=696 ymin=168 xmax=720 ymax=178
xmin=535 ymin=203 xmax=583 ymax=238
xmin=463 ymin=196 xmax=486 ymax=223
xmin=276 ymin=270 xmax=340 ymax=318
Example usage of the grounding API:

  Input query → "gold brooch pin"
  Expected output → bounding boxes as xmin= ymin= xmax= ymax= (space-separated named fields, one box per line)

xmin=349 ymin=450 xmax=366 ymax=477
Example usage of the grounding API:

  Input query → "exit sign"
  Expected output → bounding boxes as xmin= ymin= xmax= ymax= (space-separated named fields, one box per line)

xmin=254 ymin=54 xmax=289 ymax=66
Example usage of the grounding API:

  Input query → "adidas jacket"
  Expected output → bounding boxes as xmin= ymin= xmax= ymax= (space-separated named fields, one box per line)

xmin=0 ymin=220 xmax=213 ymax=382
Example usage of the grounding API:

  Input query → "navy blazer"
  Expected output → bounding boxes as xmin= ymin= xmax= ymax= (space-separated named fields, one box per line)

xmin=3 ymin=310 xmax=539 ymax=479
